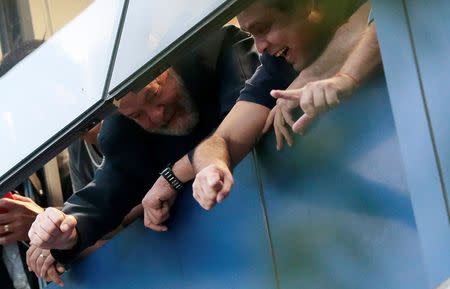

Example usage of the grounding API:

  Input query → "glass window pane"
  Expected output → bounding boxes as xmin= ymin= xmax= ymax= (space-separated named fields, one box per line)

xmin=109 ymin=0 xmax=228 ymax=93
xmin=0 ymin=0 xmax=123 ymax=188
xmin=0 ymin=0 xmax=95 ymax=75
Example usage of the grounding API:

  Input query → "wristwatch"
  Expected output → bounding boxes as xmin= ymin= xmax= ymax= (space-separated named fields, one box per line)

xmin=160 ymin=163 xmax=184 ymax=193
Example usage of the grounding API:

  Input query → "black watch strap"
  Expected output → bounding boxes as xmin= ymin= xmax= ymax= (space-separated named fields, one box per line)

xmin=160 ymin=163 xmax=184 ymax=192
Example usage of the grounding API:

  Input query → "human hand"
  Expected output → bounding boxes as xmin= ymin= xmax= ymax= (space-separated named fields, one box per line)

xmin=28 ymin=207 xmax=78 ymax=250
xmin=271 ymin=75 xmax=357 ymax=134
xmin=26 ymin=245 xmax=65 ymax=286
xmin=263 ymin=98 xmax=298 ymax=151
xmin=0 ymin=194 xmax=44 ymax=244
xmin=142 ymin=176 xmax=177 ymax=232
xmin=192 ymin=164 xmax=233 ymax=210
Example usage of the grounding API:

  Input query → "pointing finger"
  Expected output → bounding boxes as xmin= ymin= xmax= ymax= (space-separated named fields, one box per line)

xmin=271 ymin=89 xmax=302 ymax=101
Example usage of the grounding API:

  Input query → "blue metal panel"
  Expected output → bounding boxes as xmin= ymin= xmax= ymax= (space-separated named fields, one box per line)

xmin=255 ymin=75 xmax=428 ymax=289
xmin=405 ymin=0 xmax=450 ymax=220
xmin=46 ymin=155 xmax=276 ymax=289
xmin=371 ymin=0 xmax=450 ymax=286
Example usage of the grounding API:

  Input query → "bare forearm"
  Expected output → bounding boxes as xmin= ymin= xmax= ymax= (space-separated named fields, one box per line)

xmin=192 ymin=102 xmax=269 ymax=173
xmin=193 ymin=135 xmax=230 ymax=173
xmin=172 ymin=154 xmax=196 ymax=182
xmin=292 ymin=2 xmax=371 ymax=88
xmin=340 ymin=22 xmax=381 ymax=83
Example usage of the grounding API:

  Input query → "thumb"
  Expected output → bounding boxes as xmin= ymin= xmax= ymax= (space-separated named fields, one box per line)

xmin=60 ymin=215 xmax=77 ymax=233
xmin=271 ymin=89 xmax=302 ymax=101
xmin=292 ymin=114 xmax=314 ymax=135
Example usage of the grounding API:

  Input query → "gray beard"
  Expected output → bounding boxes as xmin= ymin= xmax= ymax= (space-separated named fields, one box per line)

xmin=144 ymin=81 xmax=199 ymax=136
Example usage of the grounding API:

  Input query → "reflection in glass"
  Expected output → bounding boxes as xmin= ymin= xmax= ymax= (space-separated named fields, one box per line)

xmin=0 ymin=0 xmax=122 ymax=180
xmin=109 ymin=0 xmax=227 ymax=91
xmin=0 ymin=0 xmax=94 ymax=77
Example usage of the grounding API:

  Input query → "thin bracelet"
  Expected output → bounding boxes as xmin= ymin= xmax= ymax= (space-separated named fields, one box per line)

xmin=335 ymin=72 xmax=359 ymax=87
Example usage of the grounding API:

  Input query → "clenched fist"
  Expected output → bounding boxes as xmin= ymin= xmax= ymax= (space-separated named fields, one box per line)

xmin=28 ymin=207 xmax=78 ymax=250
xmin=142 ymin=176 xmax=177 ymax=232
xmin=192 ymin=164 xmax=233 ymax=210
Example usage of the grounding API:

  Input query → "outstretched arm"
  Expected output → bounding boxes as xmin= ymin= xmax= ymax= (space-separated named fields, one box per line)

xmin=265 ymin=1 xmax=372 ymax=148
xmin=192 ymin=101 xmax=270 ymax=210
xmin=293 ymin=1 xmax=372 ymax=85
xmin=273 ymin=21 xmax=381 ymax=133
xmin=339 ymin=21 xmax=381 ymax=83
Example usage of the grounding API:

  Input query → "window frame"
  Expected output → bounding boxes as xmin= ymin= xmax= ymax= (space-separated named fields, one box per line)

xmin=0 ymin=0 xmax=254 ymax=197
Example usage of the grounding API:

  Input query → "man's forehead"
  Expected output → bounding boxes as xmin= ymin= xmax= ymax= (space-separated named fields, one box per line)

xmin=116 ymin=68 xmax=175 ymax=112
xmin=238 ymin=3 xmax=276 ymax=30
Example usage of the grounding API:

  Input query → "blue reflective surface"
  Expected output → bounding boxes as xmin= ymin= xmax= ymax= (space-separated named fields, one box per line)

xmin=47 ymin=76 xmax=432 ymax=289
xmin=48 ymin=156 xmax=276 ymax=289
xmin=405 ymin=0 xmax=450 ymax=219
xmin=255 ymin=75 xmax=428 ymax=289
xmin=372 ymin=0 xmax=450 ymax=286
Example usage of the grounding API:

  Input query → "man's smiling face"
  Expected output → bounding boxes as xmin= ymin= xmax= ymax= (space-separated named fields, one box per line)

xmin=238 ymin=1 xmax=319 ymax=71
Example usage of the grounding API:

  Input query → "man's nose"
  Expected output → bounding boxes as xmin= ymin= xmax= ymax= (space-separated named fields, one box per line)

xmin=148 ymin=105 xmax=165 ymax=125
xmin=254 ymin=37 xmax=269 ymax=54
